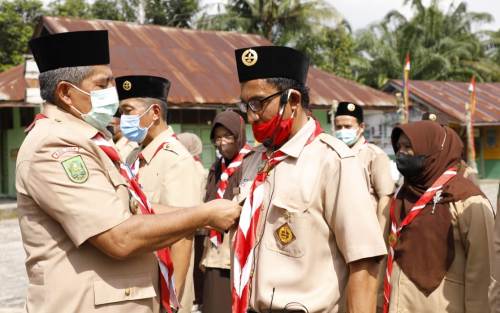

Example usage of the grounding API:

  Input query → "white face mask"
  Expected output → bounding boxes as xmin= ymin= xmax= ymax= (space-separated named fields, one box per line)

xmin=70 ymin=84 xmax=119 ymax=132
xmin=335 ymin=128 xmax=360 ymax=147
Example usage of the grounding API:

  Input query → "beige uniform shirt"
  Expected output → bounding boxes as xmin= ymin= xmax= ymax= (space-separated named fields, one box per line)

xmin=388 ymin=195 xmax=494 ymax=313
xmin=115 ymin=136 xmax=138 ymax=161
xmin=351 ymin=136 xmax=395 ymax=209
xmin=16 ymin=104 xmax=160 ymax=313
xmin=133 ymin=127 xmax=205 ymax=313
xmin=200 ymin=151 xmax=257 ymax=270
xmin=247 ymin=119 xmax=387 ymax=313
xmin=490 ymin=194 xmax=500 ymax=313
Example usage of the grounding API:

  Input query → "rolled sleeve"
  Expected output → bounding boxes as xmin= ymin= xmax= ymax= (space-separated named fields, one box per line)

xmin=371 ymin=152 xmax=395 ymax=198
xmin=326 ymin=155 xmax=387 ymax=263
xmin=25 ymin=143 xmax=131 ymax=247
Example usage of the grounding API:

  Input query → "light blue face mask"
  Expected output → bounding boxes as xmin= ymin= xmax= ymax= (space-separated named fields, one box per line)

xmin=120 ymin=105 xmax=154 ymax=143
xmin=70 ymin=84 xmax=119 ymax=132
xmin=335 ymin=128 xmax=360 ymax=147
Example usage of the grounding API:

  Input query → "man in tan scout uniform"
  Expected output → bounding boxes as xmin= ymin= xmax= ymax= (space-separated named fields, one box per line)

xmin=17 ymin=30 xmax=240 ymax=313
xmin=116 ymin=75 xmax=205 ymax=313
xmin=333 ymin=102 xmax=395 ymax=225
xmin=232 ymin=46 xmax=387 ymax=313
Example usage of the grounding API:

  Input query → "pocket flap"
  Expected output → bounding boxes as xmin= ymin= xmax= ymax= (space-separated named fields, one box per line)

xmin=107 ymin=168 xmax=128 ymax=188
xmin=93 ymin=276 xmax=157 ymax=305
xmin=271 ymin=195 xmax=305 ymax=213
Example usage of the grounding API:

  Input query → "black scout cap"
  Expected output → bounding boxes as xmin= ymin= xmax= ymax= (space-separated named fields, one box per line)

xmin=29 ymin=30 xmax=110 ymax=73
xmin=335 ymin=102 xmax=364 ymax=123
xmin=115 ymin=75 xmax=171 ymax=102
xmin=235 ymin=46 xmax=309 ymax=84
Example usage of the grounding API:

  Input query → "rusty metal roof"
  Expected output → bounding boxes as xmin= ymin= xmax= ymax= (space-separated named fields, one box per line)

xmin=0 ymin=65 xmax=25 ymax=104
xmin=387 ymin=79 xmax=500 ymax=125
xmin=28 ymin=16 xmax=395 ymax=109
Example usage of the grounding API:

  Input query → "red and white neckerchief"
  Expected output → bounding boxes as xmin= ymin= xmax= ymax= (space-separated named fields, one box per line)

xmin=382 ymin=167 xmax=457 ymax=313
xmin=93 ymin=134 xmax=180 ymax=313
xmin=232 ymin=121 xmax=322 ymax=313
xmin=130 ymin=133 xmax=178 ymax=176
xmin=209 ymin=143 xmax=252 ymax=247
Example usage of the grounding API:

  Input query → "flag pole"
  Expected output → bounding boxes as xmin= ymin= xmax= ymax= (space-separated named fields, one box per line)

xmin=402 ymin=53 xmax=411 ymax=124
xmin=466 ymin=76 xmax=478 ymax=172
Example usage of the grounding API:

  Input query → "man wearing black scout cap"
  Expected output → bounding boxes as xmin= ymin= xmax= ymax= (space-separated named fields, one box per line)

xmin=16 ymin=31 xmax=240 ymax=313
xmin=116 ymin=75 xmax=205 ymax=313
xmin=231 ymin=46 xmax=386 ymax=313
xmin=333 ymin=102 xmax=394 ymax=226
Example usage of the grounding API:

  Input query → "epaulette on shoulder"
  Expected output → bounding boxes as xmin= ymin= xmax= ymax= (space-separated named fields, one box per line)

xmin=318 ymin=133 xmax=355 ymax=159
xmin=366 ymin=142 xmax=386 ymax=155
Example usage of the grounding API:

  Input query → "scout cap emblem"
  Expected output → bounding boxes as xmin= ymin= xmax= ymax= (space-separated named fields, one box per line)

xmin=123 ymin=80 xmax=132 ymax=91
xmin=241 ymin=49 xmax=258 ymax=66
xmin=347 ymin=103 xmax=356 ymax=112
xmin=429 ymin=113 xmax=437 ymax=121
xmin=276 ymin=223 xmax=295 ymax=245
xmin=61 ymin=155 xmax=89 ymax=184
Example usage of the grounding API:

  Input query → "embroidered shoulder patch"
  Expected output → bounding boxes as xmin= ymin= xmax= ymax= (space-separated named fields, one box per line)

xmin=61 ymin=155 xmax=89 ymax=184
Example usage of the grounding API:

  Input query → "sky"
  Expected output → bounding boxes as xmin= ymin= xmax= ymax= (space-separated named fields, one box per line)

xmin=332 ymin=0 xmax=500 ymax=32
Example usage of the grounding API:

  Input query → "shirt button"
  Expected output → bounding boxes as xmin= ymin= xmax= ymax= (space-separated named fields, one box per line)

xmin=125 ymin=288 xmax=131 ymax=296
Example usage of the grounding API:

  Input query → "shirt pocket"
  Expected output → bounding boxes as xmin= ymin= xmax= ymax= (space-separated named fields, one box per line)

xmin=264 ymin=195 xmax=309 ymax=258
xmin=93 ymin=275 xmax=157 ymax=306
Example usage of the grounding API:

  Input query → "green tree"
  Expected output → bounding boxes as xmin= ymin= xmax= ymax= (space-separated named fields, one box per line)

xmin=353 ymin=0 xmax=500 ymax=88
xmin=0 ymin=0 xmax=44 ymax=71
xmin=145 ymin=0 xmax=199 ymax=27
xmin=90 ymin=0 xmax=137 ymax=21
xmin=197 ymin=0 xmax=354 ymax=77
xmin=48 ymin=0 xmax=91 ymax=18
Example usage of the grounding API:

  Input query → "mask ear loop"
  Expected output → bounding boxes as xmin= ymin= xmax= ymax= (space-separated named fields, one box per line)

xmin=440 ymin=128 xmax=447 ymax=151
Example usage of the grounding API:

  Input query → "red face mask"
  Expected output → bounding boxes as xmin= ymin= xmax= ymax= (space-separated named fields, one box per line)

xmin=252 ymin=108 xmax=294 ymax=147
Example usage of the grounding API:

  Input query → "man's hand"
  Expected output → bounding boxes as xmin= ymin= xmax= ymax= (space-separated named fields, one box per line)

xmin=203 ymin=199 xmax=241 ymax=231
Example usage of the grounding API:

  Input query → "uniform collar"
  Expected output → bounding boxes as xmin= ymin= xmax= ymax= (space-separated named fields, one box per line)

xmin=278 ymin=118 xmax=316 ymax=158
xmin=43 ymin=103 xmax=110 ymax=139
xmin=141 ymin=126 xmax=175 ymax=164
xmin=350 ymin=135 xmax=367 ymax=153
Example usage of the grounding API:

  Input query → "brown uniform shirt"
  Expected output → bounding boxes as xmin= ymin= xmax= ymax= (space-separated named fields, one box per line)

xmin=246 ymin=119 xmax=387 ymax=313
xmin=350 ymin=136 xmax=395 ymax=209
xmin=16 ymin=104 xmax=160 ymax=313
xmin=388 ymin=195 xmax=494 ymax=313
xmin=133 ymin=127 xmax=205 ymax=313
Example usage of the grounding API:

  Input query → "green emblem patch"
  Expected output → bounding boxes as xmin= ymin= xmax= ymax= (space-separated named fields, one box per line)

xmin=61 ymin=155 xmax=89 ymax=184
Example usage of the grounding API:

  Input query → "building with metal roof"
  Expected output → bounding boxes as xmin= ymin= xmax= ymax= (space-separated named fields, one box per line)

xmin=0 ymin=15 xmax=397 ymax=197
xmin=384 ymin=79 xmax=500 ymax=179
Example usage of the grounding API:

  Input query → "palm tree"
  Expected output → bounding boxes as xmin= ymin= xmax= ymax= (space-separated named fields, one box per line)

xmin=353 ymin=0 xmax=500 ymax=88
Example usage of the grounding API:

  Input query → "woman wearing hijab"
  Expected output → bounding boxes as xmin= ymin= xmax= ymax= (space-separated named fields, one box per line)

xmin=382 ymin=121 xmax=494 ymax=313
xmin=200 ymin=111 xmax=254 ymax=313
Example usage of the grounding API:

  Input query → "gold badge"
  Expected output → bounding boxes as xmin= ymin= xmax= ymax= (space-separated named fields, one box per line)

xmin=123 ymin=80 xmax=132 ymax=91
xmin=241 ymin=49 xmax=258 ymax=67
xmin=429 ymin=113 xmax=437 ymax=121
xmin=388 ymin=233 xmax=398 ymax=246
xmin=61 ymin=155 xmax=89 ymax=184
xmin=347 ymin=103 xmax=356 ymax=112
xmin=276 ymin=223 xmax=295 ymax=246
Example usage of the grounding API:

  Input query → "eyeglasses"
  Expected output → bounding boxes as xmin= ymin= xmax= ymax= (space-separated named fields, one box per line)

xmin=237 ymin=90 xmax=285 ymax=113
xmin=214 ymin=134 xmax=235 ymax=145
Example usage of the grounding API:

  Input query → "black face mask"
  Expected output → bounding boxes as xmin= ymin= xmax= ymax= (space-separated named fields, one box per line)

xmin=396 ymin=154 xmax=426 ymax=178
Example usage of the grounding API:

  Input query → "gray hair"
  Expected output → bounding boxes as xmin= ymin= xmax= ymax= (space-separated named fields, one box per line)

xmin=142 ymin=97 xmax=168 ymax=121
xmin=38 ymin=66 xmax=93 ymax=104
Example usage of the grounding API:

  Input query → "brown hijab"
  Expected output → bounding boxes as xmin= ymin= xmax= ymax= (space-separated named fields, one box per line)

xmin=205 ymin=111 xmax=248 ymax=202
xmin=391 ymin=121 xmax=483 ymax=294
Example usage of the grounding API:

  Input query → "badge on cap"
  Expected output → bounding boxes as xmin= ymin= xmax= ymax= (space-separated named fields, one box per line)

xmin=347 ymin=103 xmax=356 ymax=112
xmin=429 ymin=113 xmax=437 ymax=121
xmin=276 ymin=223 xmax=295 ymax=246
xmin=241 ymin=49 xmax=258 ymax=67
xmin=123 ymin=80 xmax=132 ymax=91
xmin=61 ymin=155 xmax=89 ymax=184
